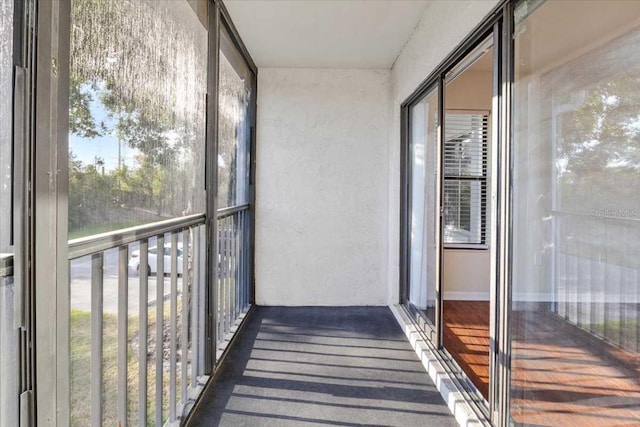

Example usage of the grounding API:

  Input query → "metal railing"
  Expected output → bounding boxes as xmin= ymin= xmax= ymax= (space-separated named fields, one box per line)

xmin=68 ymin=215 xmax=208 ymax=427
xmin=66 ymin=205 xmax=254 ymax=426
xmin=551 ymin=211 xmax=640 ymax=352
xmin=215 ymin=204 xmax=251 ymax=358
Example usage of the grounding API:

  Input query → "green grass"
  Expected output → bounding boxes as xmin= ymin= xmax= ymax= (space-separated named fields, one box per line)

xmin=70 ymin=301 xmax=185 ymax=427
xmin=70 ymin=309 xmax=118 ymax=426
xmin=69 ymin=221 xmax=149 ymax=240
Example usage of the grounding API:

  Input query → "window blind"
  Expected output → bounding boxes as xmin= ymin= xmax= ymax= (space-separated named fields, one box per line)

xmin=443 ymin=113 xmax=488 ymax=246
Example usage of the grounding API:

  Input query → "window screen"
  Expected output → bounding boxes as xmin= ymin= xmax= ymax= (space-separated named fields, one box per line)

xmin=443 ymin=113 xmax=488 ymax=246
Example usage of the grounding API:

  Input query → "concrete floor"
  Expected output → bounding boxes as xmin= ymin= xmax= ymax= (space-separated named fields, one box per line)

xmin=187 ymin=306 xmax=457 ymax=426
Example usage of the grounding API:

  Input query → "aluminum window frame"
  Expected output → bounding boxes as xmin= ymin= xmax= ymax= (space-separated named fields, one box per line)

xmin=204 ymin=0 xmax=258 ymax=374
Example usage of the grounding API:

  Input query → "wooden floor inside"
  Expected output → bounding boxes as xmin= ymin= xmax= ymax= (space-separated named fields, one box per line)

xmin=442 ymin=300 xmax=640 ymax=426
xmin=443 ymin=301 xmax=490 ymax=399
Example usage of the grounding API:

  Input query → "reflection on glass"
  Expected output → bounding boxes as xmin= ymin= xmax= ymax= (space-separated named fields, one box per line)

xmin=511 ymin=1 xmax=640 ymax=425
xmin=69 ymin=0 xmax=207 ymax=239
xmin=217 ymin=26 xmax=252 ymax=209
xmin=0 ymin=0 xmax=12 ymax=252
xmin=409 ymin=88 xmax=438 ymax=324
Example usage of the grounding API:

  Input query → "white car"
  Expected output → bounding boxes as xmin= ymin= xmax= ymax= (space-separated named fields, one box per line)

xmin=128 ymin=244 xmax=184 ymax=276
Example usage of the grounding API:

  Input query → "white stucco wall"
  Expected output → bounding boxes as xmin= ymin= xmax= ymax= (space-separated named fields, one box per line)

xmin=387 ymin=0 xmax=501 ymax=304
xmin=255 ymin=68 xmax=391 ymax=306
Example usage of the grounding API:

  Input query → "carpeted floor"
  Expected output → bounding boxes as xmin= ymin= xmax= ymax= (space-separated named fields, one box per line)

xmin=187 ymin=306 xmax=457 ymax=427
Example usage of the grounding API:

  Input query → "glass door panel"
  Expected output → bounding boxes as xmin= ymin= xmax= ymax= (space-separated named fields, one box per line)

xmin=408 ymin=88 xmax=439 ymax=325
xmin=511 ymin=1 xmax=640 ymax=425
xmin=217 ymin=25 xmax=253 ymax=210
xmin=441 ymin=38 xmax=494 ymax=405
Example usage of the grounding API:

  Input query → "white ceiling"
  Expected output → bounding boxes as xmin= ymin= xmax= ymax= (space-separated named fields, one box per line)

xmin=223 ymin=0 xmax=430 ymax=69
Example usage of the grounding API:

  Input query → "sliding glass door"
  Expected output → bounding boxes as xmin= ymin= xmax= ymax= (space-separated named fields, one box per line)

xmin=403 ymin=0 xmax=640 ymax=425
xmin=407 ymin=87 xmax=439 ymax=327
xmin=403 ymin=26 xmax=500 ymax=420
xmin=441 ymin=38 xmax=494 ymax=405
xmin=510 ymin=1 xmax=640 ymax=425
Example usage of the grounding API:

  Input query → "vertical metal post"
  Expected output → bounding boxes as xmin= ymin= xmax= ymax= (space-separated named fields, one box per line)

xmin=237 ymin=212 xmax=243 ymax=312
xmin=181 ymin=229 xmax=190 ymax=402
xmin=118 ymin=245 xmax=129 ymax=427
xmin=12 ymin=65 xmax=26 ymax=330
xmin=590 ymin=235 xmax=596 ymax=331
xmin=219 ymin=219 xmax=225 ymax=346
xmin=496 ymin=3 xmax=514 ymax=425
xmin=231 ymin=214 xmax=237 ymax=322
xmin=487 ymin=19 xmax=504 ymax=423
xmin=620 ymin=261 xmax=627 ymax=348
xmin=238 ymin=211 xmax=246 ymax=312
xmin=399 ymin=104 xmax=410 ymax=305
xmin=191 ymin=228 xmax=199 ymax=387
xmin=245 ymin=210 xmax=250 ymax=309
xmin=249 ymin=61 xmax=257 ymax=308
xmin=169 ymin=233 xmax=178 ymax=422
xmin=224 ymin=217 xmax=231 ymax=337
xmin=229 ymin=217 xmax=234 ymax=330
xmin=218 ymin=219 xmax=223 ymax=345
xmin=155 ymin=235 xmax=164 ymax=426
xmin=563 ymin=228 xmax=568 ymax=318
xmin=90 ymin=253 xmax=104 ymax=426
xmin=139 ymin=239 xmax=149 ymax=426
xmin=238 ymin=213 xmax=242 ymax=314
xmin=205 ymin=0 xmax=221 ymax=374
xmin=435 ymin=75 xmax=445 ymax=349
xmin=34 ymin=0 xmax=71 ymax=424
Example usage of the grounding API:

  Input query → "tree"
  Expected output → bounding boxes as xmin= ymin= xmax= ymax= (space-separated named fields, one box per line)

xmin=68 ymin=0 xmax=208 ymax=235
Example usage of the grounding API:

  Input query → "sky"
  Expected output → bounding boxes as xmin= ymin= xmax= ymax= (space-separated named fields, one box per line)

xmin=69 ymin=87 xmax=140 ymax=171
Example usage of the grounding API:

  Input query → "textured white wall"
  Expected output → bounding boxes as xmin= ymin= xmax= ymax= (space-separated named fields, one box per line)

xmin=387 ymin=0 xmax=500 ymax=304
xmin=443 ymin=250 xmax=491 ymax=300
xmin=255 ymin=68 xmax=391 ymax=306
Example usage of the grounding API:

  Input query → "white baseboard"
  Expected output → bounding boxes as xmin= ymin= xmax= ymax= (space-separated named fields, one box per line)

xmin=389 ymin=304 xmax=489 ymax=427
xmin=443 ymin=291 xmax=490 ymax=301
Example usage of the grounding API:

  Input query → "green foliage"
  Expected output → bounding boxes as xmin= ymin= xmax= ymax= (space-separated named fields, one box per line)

xmin=68 ymin=149 xmax=197 ymax=237
xmin=67 ymin=0 xmax=208 ymax=236
xmin=69 ymin=77 xmax=104 ymax=138
xmin=69 ymin=152 xmax=114 ymax=231
xmin=559 ymin=75 xmax=640 ymax=213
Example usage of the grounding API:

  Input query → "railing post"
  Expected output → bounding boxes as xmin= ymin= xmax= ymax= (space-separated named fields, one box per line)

xmin=169 ymin=232 xmax=179 ymax=422
xmin=139 ymin=239 xmax=149 ymax=427
xmin=191 ymin=228 xmax=200 ymax=387
xmin=90 ymin=253 xmax=104 ymax=426
xmin=181 ymin=229 xmax=190 ymax=405
xmin=155 ymin=235 xmax=165 ymax=426
xmin=117 ymin=245 xmax=129 ymax=427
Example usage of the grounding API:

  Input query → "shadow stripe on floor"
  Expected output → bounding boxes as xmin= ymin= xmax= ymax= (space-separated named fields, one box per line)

xmin=187 ymin=306 xmax=458 ymax=427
